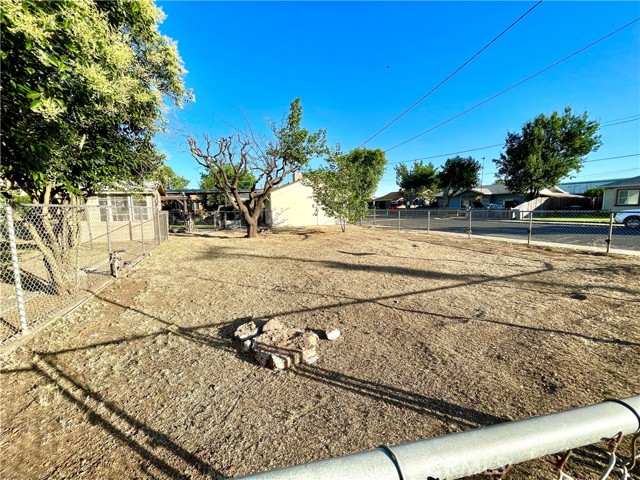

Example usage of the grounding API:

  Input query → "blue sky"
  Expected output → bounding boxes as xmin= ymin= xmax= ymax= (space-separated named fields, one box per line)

xmin=155 ymin=1 xmax=640 ymax=196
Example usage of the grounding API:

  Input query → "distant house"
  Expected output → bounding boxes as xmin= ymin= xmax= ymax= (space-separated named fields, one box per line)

xmin=265 ymin=174 xmax=338 ymax=227
xmin=84 ymin=186 xmax=161 ymax=242
xmin=372 ymin=191 xmax=403 ymax=209
xmin=601 ymin=176 xmax=640 ymax=212
xmin=436 ymin=184 xmax=586 ymax=210
xmin=558 ymin=178 xmax=623 ymax=195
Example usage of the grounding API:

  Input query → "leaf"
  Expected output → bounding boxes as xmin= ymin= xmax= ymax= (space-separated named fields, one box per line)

xmin=29 ymin=99 xmax=44 ymax=110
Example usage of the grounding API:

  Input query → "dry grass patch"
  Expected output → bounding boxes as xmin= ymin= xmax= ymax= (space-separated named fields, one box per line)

xmin=1 ymin=227 xmax=639 ymax=479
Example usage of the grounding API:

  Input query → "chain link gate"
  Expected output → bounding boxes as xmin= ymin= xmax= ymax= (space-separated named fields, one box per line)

xmin=0 ymin=204 xmax=169 ymax=344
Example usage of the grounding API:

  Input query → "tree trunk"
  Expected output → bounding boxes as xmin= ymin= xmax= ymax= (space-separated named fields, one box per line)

xmin=246 ymin=220 xmax=258 ymax=238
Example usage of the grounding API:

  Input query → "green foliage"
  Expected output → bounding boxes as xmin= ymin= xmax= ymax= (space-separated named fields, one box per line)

xmin=394 ymin=161 xmax=438 ymax=205
xmin=494 ymin=107 xmax=601 ymax=199
xmin=583 ymin=187 xmax=604 ymax=198
xmin=198 ymin=167 xmax=256 ymax=211
xmin=155 ymin=165 xmax=190 ymax=190
xmin=0 ymin=0 xmax=192 ymax=203
xmin=438 ymin=156 xmax=481 ymax=207
xmin=189 ymin=98 xmax=328 ymax=237
xmin=305 ymin=148 xmax=387 ymax=231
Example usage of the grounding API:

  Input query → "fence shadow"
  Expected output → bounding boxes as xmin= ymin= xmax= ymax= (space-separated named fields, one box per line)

xmin=3 ymin=354 xmax=226 ymax=479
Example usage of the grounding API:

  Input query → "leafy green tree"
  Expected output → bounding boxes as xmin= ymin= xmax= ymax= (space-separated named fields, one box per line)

xmin=394 ymin=161 xmax=438 ymax=206
xmin=188 ymin=98 xmax=328 ymax=237
xmin=494 ymin=107 xmax=601 ymax=199
xmin=438 ymin=156 xmax=481 ymax=207
xmin=156 ymin=165 xmax=190 ymax=190
xmin=198 ymin=167 xmax=256 ymax=211
xmin=305 ymin=148 xmax=387 ymax=231
xmin=0 ymin=0 xmax=191 ymax=204
xmin=583 ymin=187 xmax=603 ymax=198
xmin=0 ymin=0 xmax=190 ymax=293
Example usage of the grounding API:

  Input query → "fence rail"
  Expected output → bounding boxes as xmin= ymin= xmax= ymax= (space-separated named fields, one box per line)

xmin=0 ymin=204 xmax=169 ymax=344
xmin=366 ymin=209 xmax=640 ymax=254
xmin=239 ymin=395 xmax=640 ymax=480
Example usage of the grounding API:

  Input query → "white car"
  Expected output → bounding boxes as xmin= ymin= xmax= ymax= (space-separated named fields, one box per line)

xmin=614 ymin=209 xmax=640 ymax=229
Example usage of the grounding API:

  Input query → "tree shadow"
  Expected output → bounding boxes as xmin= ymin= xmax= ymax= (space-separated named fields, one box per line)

xmin=3 ymin=354 xmax=226 ymax=479
xmin=291 ymin=363 xmax=507 ymax=430
xmin=1 ymin=266 xmax=50 ymax=293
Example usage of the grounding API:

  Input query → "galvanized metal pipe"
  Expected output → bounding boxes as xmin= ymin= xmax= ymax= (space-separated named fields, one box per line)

xmin=4 ymin=205 xmax=29 ymax=334
xmin=239 ymin=396 xmax=640 ymax=480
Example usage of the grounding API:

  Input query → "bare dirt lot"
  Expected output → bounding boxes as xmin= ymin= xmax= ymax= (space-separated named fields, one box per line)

xmin=1 ymin=227 xmax=639 ymax=479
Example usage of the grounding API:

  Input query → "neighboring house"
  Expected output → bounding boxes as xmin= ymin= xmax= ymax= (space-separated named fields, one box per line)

xmin=265 ymin=174 xmax=338 ymax=227
xmin=558 ymin=178 xmax=622 ymax=195
xmin=371 ymin=191 xmax=403 ymax=209
xmin=84 ymin=187 xmax=161 ymax=242
xmin=601 ymin=176 xmax=640 ymax=212
xmin=436 ymin=184 xmax=587 ymax=210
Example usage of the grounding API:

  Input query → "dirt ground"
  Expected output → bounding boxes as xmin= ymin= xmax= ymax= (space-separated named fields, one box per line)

xmin=1 ymin=227 xmax=639 ymax=479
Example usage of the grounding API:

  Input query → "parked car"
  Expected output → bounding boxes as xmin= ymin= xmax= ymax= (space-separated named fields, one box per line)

xmin=614 ymin=209 xmax=640 ymax=229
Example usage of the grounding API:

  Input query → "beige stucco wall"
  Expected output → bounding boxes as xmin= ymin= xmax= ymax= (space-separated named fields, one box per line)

xmin=267 ymin=181 xmax=338 ymax=227
xmin=603 ymin=186 xmax=640 ymax=212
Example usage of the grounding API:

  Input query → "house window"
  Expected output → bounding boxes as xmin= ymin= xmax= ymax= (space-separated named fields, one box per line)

xmin=98 ymin=195 xmax=150 ymax=221
xmin=616 ymin=189 xmax=639 ymax=206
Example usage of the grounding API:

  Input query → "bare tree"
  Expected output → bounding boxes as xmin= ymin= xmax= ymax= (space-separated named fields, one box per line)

xmin=188 ymin=98 xmax=327 ymax=238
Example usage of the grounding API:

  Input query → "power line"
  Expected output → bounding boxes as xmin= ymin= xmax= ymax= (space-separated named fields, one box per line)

xmin=356 ymin=0 xmax=544 ymax=148
xmin=600 ymin=117 xmax=640 ymax=128
xmin=387 ymin=119 xmax=640 ymax=168
xmin=387 ymin=143 xmax=503 ymax=166
xmin=383 ymin=17 xmax=640 ymax=153
xmin=600 ymin=114 xmax=640 ymax=124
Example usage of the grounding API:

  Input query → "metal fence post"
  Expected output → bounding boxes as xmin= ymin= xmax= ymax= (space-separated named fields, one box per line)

xmin=86 ymin=209 xmax=94 ymax=248
xmin=140 ymin=208 xmax=146 ymax=255
xmin=128 ymin=198 xmax=134 ymax=241
xmin=397 ymin=209 xmax=400 ymax=232
xmin=373 ymin=207 xmax=376 ymax=228
xmin=468 ymin=210 xmax=472 ymax=239
xmin=528 ymin=211 xmax=533 ymax=245
xmin=606 ymin=212 xmax=614 ymax=254
xmin=106 ymin=205 xmax=113 ymax=255
xmin=427 ymin=210 xmax=431 ymax=233
xmin=4 ymin=205 xmax=28 ymax=334
xmin=154 ymin=207 xmax=160 ymax=245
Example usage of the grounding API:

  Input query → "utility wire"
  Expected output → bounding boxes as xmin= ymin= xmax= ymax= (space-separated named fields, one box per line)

xmin=384 ymin=17 xmax=640 ymax=153
xmin=384 ymin=153 xmax=640 ymax=179
xmin=357 ymin=0 xmax=544 ymax=148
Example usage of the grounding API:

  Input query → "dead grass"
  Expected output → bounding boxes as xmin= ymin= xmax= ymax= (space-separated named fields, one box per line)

xmin=1 ymin=227 xmax=639 ymax=479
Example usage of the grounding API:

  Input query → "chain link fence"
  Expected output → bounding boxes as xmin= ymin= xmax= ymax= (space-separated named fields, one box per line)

xmin=0 ymin=204 xmax=169 ymax=344
xmin=366 ymin=209 xmax=640 ymax=254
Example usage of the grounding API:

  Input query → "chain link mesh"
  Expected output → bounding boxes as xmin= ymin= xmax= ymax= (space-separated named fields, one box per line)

xmin=365 ymin=208 xmax=640 ymax=253
xmin=0 ymin=204 xmax=168 ymax=344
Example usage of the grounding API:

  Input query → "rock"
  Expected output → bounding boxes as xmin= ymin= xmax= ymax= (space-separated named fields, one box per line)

xmin=324 ymin=327 xmax=341 ymax=341
xmin=304 ymin=355 xmax=320 ymax=365
xmin=305 ymin=331 xmax=319 ymax=346
xmin=234 ymin=322 xmax=259 ymax=341
xmin=269 ymin=354 xmax=289 ymax=370
xmin=262 ymin=318 xmax=285 ymax=332
xmin=240 ymin=339 xmax=253 ymax=353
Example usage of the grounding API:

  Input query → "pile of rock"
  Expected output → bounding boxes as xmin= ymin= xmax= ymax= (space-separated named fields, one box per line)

xmin=234 ymin=318 xmax=340 ymax=370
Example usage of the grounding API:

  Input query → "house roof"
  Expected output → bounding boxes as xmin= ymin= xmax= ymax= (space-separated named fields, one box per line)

xmin=601 ymin=176 xmax=640 ymax=188
xmin=373 ymin=191 xmax=403 ymax=202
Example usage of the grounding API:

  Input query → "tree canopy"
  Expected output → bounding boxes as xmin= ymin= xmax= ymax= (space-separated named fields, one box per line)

xmin=198 ymin=167 xmax=256 ymax=211
xmin=188 ymin=98 xmax=328 ymax=237
xmin=156 ymin=165 xmax=190 ymax=190
xmin=0 ymin=0 xmax=191 ymax=203
xmin=494 ymin=107 xmax=601 ymax=199
xmin=305 ymin=148 xmax=387 ymax=231
xmin=394 ymin=161 xmax=438 ymax=205
xmin=438 ymin=156 xmax=481 ymax=207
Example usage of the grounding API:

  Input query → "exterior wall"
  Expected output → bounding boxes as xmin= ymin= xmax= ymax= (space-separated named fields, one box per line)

xmin=267 ymin=181 xmax=338 ymax=227
xmin=603 ymin=186 xmax=640 ymax=212
xmin=83 ymin=192 xmax=159 ymax=242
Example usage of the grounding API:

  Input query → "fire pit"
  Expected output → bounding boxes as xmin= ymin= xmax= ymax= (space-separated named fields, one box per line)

xmin=234 ymin=318 xmax=340 ymax=369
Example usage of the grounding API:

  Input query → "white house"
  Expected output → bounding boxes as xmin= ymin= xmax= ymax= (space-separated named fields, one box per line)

xmin=265 ymin=174 xmax=338 ymax=227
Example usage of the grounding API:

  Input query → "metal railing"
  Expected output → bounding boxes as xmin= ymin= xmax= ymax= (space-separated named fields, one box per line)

xmin=0 ymin=204 xmax=169 ymax=344
xmin=365 ymin=209 xmax=640 ymax=254
xmin=239 ymin=395 xmax=640 ymax=480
